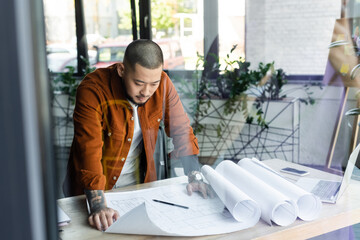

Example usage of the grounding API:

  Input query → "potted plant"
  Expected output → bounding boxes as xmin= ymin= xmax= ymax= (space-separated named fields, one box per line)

xmin=50 ymin=56 xmax=95 ymax=147
xmin=178 ymin=45 xmax=319 ymax=162
xmin=180 ymin=45 xmax=316 ymax=136
xmin=51 ymin=56 xmax=95 ymax=103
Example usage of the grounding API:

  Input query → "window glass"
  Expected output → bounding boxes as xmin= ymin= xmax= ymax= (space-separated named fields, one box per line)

xmin=83 ymin=0 xmax=134 ymax=68
xmin=45 ymin=1 xmax=360 ymax=238
xmin=218 ymin=0 xmax=245 ymax=60
xmin=245 ymin=1 xmax=340 ymax=75
xmin=152 ymin=0 xmax=203 ymax=70
xmin=97 ymin=46 xmax=126 ymax=63
xmin=43 ymin=0 xmax=77 ymax=73
xmin=44 ymin=0 xmax=134 ymax=73
xmin=83 ymin=0 xmax=133 ymax=44
xmin=98 ymin=48 xmax=111 ymax=62
xmin=159 ymin=42 xmax=171 ymax=60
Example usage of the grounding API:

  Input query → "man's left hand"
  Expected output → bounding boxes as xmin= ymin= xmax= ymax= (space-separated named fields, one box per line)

xmin=186 ymin=181 xmax=214 ymax=198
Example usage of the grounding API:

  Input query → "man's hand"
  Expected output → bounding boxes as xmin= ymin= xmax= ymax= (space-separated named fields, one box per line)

xmin=88 ymin=206 xmax=119 ymax=231
xmin=186 ymin=171 xmax=214 ymax=198
xmin=85 ymin=190 xmax=119 ymax=231
xmin=186 ymin=181 xmax=214 ymax=199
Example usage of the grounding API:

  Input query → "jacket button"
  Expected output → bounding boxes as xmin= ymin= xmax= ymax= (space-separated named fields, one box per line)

xmin=121 ymin=157 xmax=125 ymax=161
xmin=157 ymin=118 xmax=161 ymax=122
xmin=128 ymin=138 xmax=131 ymax=142
xmin=108 ymin=132 xmax=112 ymax=136
xmin=131 ymin=117 xmax=134 ymax=121
xmin=113 ymin=176 xmax=117 ymax=180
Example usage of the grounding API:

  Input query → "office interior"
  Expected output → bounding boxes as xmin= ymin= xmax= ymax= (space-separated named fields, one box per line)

xmin=2 ymin=0 xmax=360 ymax=239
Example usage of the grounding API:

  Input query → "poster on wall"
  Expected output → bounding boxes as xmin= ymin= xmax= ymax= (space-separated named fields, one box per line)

xmin=323 ymin=17 xmax=360 ymax=87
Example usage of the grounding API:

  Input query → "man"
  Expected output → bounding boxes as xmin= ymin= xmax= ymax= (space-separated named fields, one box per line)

xmin=63 ymin=39 xmax=210 ymax=231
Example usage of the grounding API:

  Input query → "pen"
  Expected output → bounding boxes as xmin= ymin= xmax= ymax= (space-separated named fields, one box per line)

xmin=152 ymin=199 xmax=189 ymax=209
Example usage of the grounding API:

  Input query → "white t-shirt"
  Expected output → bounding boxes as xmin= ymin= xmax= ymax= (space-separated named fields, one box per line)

xmin=114 ymin=101 xmax=143 ymax=188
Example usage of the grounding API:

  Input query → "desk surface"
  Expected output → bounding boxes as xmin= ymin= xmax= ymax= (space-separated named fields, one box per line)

xmin=58 ymin=159 xmax=360 ymax=240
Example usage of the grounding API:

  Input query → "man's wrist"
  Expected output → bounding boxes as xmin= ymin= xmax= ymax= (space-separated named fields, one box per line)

xmin=84 ymin=189 xmax=107 ymax=213
xmin=187 ymin=170 xmax=204 ymax=183
xmin=180 ymin=155 xmax=200 ymax=175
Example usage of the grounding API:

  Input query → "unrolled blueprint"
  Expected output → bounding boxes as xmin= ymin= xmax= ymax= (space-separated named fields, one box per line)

xmin=104 ymin=158 xmax=322 ymax=236
xmin=105 ymin=183 xmax=260 ymax=236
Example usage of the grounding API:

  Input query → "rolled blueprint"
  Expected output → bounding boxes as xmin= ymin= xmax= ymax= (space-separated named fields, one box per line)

xmin=201 ymin=165 xmax=261 ymax=222
xmin=215 ymin=160 xmax=298 ymax=226
xmin=238 ymin=158 xmax=322 ymax=221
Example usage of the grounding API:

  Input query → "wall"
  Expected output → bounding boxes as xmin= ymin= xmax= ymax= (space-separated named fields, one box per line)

xmin=245 ymin=0 xmax=341 ymax=75
xmin=243 ymin=0 xmax=360 ymax=168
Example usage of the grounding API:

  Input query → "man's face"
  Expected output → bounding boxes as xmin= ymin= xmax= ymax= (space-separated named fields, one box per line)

xmin=121 ymin=63 xmax=162 ymax=105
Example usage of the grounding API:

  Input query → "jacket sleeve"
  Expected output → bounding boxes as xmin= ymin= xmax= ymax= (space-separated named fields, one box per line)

xmin=71 ymin=80 xmax=106 ymax=191
xmin=163 ymin=74 xmax=199 ymax=159
xmin=180 ymin=155 xmax=201 ymax=175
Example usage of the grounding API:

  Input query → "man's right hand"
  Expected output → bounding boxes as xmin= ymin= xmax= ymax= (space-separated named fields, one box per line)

xmin=88 ymin=206 xmax=119 ymax=231
xmin=85 ymin=189 xmax=119 ymax=231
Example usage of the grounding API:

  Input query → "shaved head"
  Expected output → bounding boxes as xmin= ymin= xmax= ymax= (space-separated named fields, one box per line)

xmin=123 ymin=39 xmax=164 ymax=70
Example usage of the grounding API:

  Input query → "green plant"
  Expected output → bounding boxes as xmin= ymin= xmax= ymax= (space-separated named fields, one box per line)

xmin=52 ymin=56 xmax=95 ymax=105
xmin=179 ymin=45 xmax=317 ymax=137
xmin=249 ymin=63 xmax=317 ymax=125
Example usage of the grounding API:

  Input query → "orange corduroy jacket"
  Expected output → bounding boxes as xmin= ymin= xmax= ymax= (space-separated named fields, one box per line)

xmin=64 ymin=64 xmax=199 ymax=196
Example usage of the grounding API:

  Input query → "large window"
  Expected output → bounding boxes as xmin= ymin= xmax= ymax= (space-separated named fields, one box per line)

xmin=43 ymin=0 xmax=77 ymax=73
xmin=44 ymin=0 xmax=134 ymax=73
xmin=43 ymin=0 xmax=360 ymax=185
xmin=151 ymin=0 xmax=204 ymax=69
xmin=43 ymin=0 xmax=247 ymax=72
xmin=43 ymin=0 xmax=360 ymax=175
xmin=6 ymin=0 xmax=360 ymax=239
xmin=218 ymin=1 xmax=245 ymax=59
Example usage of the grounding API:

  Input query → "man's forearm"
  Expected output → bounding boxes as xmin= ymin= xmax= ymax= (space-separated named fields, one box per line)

xmin=84 ymin=189 xmax=107 ymax=213
xmin=180 ymin=155 xmax=200 ymax=175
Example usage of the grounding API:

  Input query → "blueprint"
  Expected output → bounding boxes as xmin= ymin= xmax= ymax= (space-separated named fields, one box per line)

xmin=236 ymin=158 xmax=322 ymax=222
xmin=104 ymin=158 xmax=321 ymax=236
xmin=105 ymin=183 xmax=260 ymax=236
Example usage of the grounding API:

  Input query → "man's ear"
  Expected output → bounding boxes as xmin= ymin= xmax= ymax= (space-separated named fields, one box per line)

xmin=117 ymin=62 xmax=125 ymax=77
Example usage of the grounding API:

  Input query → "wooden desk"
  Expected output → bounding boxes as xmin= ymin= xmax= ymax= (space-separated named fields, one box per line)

xmin=58 ymin=159 xmax=360 ymax=240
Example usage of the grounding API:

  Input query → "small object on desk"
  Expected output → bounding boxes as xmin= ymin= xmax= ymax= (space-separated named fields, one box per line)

xmin=57 ymin=205 xmax=71 ymax=226
xmin=188 ymin=170 xmax=204 ymax=183
xmin=280 ymin=167 xmax=309 ymax=177
xmin=152 ymin=199 xmax=189 ymax=209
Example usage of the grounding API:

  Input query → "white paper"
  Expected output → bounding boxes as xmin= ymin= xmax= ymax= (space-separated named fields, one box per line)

xmin=238 ymin=158 xmax=322 ymax=221
xmin=103 ymin=159 xmax=322 ymax=236
xmin=106 ymin=202 xmax=170 ymax=236
xmin=105 ymin=183 xmax=260 ymax=236
xmin=57 ymin=205 xmax=71 ymax=226
xmin=201 ymin=165 xmax=261 ymax=222
xmin=214 ymin=160 xmax=298 ymax=226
